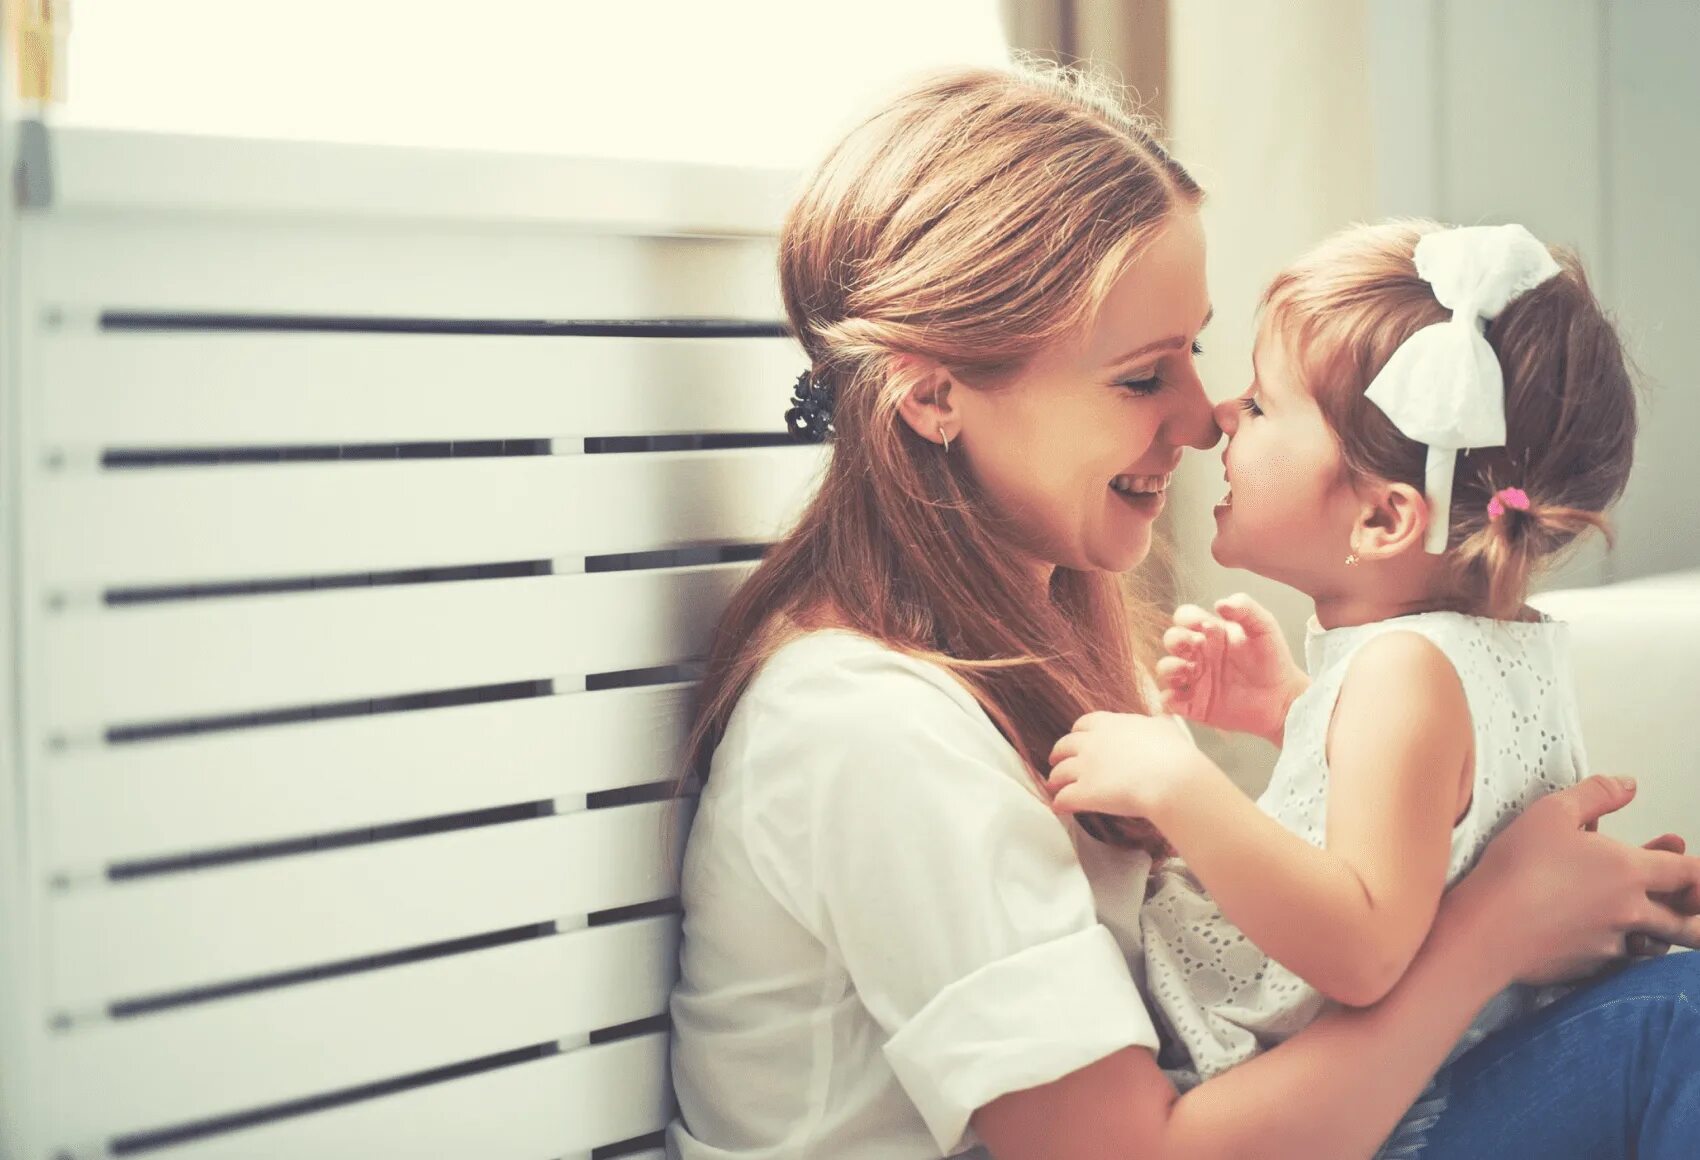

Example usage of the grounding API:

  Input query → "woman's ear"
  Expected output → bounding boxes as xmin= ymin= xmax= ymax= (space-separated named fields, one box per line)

xmin=1353 ymin=481 xmax=1431 ymax=561
xmin=894 ymin=355 xmax=959 ymax=448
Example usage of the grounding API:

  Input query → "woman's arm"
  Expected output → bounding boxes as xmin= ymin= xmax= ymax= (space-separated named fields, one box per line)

xmin=978 ymin=776 xmax=1700 ymax=1160
xmin=1054 ymin=632 xmax=1469 ymax=1005
xmin=978 ymin=874 xmax=1500 ymax=1160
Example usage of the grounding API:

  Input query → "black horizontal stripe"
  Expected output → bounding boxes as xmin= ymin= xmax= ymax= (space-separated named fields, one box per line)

xmin=102 ymin=310 xmax=790 ymax=338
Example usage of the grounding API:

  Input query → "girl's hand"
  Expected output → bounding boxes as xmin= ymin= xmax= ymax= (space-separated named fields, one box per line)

xmin=1155 ymin=595 xmax=1308 ymax=744
xmin=1047 ymin=711 xmax=1210 ymax=820
xmin=1448 ymin=775 xmax=1700 ymax=987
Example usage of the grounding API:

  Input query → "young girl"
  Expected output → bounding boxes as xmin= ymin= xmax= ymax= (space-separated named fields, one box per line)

xmin=1047 ymin=219 xmax=1638 ymax=1087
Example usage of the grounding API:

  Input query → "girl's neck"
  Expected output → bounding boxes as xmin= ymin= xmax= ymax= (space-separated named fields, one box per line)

xmin=1312 ymin=590 xmax=1540 ymax=630
xmin=1311 ymin=591 xmax=1461 ymax=631
xmin=1308 ymin=549 xmax=1497 ymax=630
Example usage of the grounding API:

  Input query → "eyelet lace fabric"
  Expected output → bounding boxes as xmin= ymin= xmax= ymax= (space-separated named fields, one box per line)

xmin=1143 ymin=610 xmax=1590 ymax=1090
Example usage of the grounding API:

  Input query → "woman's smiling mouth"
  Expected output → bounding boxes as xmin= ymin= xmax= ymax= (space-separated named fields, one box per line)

xmin=1110 ymin=472 xmax=1171 ymax=497
xmin=1110 ymin=472 xmax=1171 ymax=515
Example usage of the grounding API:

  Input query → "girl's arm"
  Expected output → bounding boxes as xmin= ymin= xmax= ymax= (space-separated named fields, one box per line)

xmin=1156 ymin=596 xmax=1310 ymax=746
xmin=1053 ymin=632 xmax=1471 ymax=1006
xmin=977 ymin=776 xmax=1700 ymax=1160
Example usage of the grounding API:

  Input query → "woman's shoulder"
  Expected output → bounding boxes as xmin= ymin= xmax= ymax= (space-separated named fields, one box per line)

xmin=744 ymin=628 xmax=987 ymax=725
xmin=716 ymin=628 xmax=1032 ymax=802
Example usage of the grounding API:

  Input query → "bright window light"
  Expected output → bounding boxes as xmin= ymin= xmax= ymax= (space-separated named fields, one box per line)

xmin=55 ymin=0 xmax=1011 ymax=169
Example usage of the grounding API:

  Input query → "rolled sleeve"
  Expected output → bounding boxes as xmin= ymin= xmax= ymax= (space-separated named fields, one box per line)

xmin=886 ymin=924 xmax=1158 ymax=1154
xmin=737 ymin=641 xmax=1160 ymax=1155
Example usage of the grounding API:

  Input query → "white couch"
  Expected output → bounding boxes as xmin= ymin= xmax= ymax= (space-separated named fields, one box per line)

xmin=1532 ymin=569 xmax=1700 ymax=842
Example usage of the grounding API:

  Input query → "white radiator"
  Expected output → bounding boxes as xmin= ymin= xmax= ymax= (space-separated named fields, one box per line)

xmin=0 ymin=124 xmax=814 ymax=1160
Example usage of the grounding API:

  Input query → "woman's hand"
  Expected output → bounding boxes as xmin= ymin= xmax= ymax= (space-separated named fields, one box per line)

xmin=1447 ymin=775 xmax=1700 ymax=987
xmin=1626 ymin=832 xmax=1693 ymax=959
xmin=1047 ymin=711 xmax=1214 ymax=821
xmin=1155 ymin=595 xmax=1308 ymax=744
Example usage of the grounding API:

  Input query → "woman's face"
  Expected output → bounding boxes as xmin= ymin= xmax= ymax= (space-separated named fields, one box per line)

xmin=951 ymin=209 xmax=1220 ymax=578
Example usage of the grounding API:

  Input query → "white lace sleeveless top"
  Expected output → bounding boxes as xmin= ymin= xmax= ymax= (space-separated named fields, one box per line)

xmin=1140 ymin=610 xmax=1590 ymax=1086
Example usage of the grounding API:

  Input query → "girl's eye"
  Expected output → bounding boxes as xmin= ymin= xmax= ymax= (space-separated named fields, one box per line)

xmin=1237 ymin=396 xmax=1262 ymax=417
xmin=1192 ymin=341 xmax=1205 ymax=356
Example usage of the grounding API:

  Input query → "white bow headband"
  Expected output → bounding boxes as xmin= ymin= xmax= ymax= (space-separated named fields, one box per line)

xmin=1363 ymin=223 xmax=1561 ymax=553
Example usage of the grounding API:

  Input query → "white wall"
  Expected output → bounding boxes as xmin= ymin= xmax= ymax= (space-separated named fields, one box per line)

xmin=1369 ymin=0 xmax=1700 ymax=585
xmin=1601 ymin=1 xmax=1700 ymax=580
xmin=1165 ymin=0 xmax=1380 ymax=789
xmin=1169 ymin=0 xmax=1700 ymax=788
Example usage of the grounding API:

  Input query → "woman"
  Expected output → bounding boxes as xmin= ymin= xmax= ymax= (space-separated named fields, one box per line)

xmin=667 ymin=65 xmax=1700 ymax=1159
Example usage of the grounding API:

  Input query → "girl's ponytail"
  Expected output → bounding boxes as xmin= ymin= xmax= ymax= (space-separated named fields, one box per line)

xmin=1263 ymin=223 xmax=1636 ymax=617
xmin=1451 ymin=487 xmax=1615 ymax=620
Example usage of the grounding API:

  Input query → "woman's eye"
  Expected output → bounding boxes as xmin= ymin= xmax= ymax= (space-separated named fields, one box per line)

xmin=1119 ymin=345 xmax=1200 ymax=395
xmin=1237 ymin=396 xmax=1262 ymax=417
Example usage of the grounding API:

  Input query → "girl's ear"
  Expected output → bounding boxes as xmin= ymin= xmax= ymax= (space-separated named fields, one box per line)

xmin=894 ymin=355 xmax=958 ymax=448
xmin=1353 ymin=481 xmax=1431 ymax=561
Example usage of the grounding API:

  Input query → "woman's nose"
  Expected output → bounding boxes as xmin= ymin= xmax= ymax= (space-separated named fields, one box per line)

xmin=1169 ymin=378 xmax=1221 ymax=451
xmin=1213 ymin=395 xmax=1239 ymax=436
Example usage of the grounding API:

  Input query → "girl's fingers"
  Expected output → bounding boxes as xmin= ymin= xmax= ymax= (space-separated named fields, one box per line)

xmin=1154 ymin=656 xmax=1193 ymax=684
xmin=1214 ymin=593 xmax=1278 ymax=638
xmin=1172 ymin=603 xmax=1212 ymax=631
xmin=1162 ymin=625 xmax=1190 ymax=655
xmin=1051 ymin=784 xmax=1083 ymax=814
xmin=1048 ymin=733 xmax=1080 ymax=766
xmin=1163 ymin=625 xmax=1207 ymax=657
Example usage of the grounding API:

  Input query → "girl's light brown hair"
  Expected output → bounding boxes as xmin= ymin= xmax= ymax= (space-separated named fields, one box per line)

xmin=680 ymin=64 xmax=1203 ymax=855
xmin=1262 ymin=219 xmax=1636 ymax=618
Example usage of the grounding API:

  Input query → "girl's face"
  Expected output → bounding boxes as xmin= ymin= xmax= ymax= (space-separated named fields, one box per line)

xmin=951 ymin=210 xmax=1220 ymax=578
xmin=1210 ymin=324 xmax=1363 ymax=588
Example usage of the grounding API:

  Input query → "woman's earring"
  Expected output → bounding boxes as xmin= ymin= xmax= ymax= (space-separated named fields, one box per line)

xmin=939 ymin=424 xmax=950 ymax=454
xmin=1345 ymin=552 xmax=1360 ymax=567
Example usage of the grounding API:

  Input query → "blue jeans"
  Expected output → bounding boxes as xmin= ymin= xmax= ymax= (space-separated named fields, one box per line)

xmin=1381 ymin=951 xmax=1700 ymax=1158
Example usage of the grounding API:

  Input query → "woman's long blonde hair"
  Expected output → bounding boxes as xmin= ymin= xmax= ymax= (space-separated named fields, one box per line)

xmin=683 ymin=65 xmax=1203 ymax=854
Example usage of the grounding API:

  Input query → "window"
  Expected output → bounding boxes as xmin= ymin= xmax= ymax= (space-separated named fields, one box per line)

xmin=57 ymin=0 xmax=1010 ymax=168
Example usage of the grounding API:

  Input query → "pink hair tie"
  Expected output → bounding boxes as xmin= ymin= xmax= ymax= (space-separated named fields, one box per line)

xmin=1487 ymin=487 xmax=1530 ymax=520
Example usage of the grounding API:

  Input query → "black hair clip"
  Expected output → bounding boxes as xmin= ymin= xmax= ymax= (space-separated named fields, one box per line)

xmin=784 ymin=370 xmax=836 ymax=444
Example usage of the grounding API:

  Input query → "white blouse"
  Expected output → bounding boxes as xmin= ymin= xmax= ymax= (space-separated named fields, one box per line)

xmin=667 ymin=630 xmax=1162 ymax=1158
